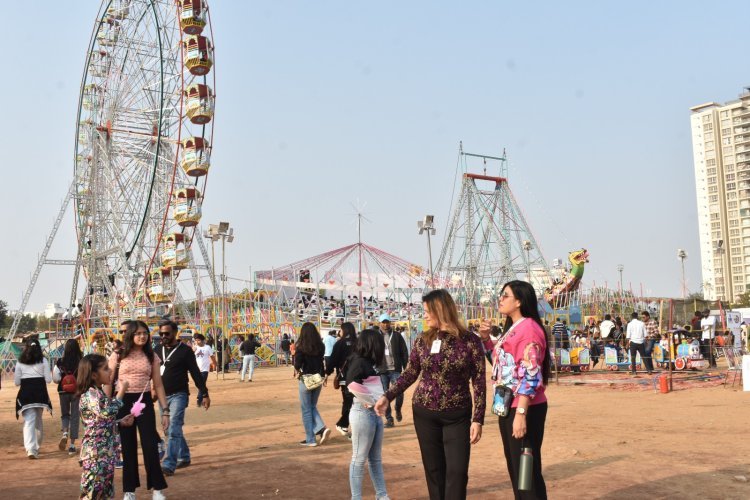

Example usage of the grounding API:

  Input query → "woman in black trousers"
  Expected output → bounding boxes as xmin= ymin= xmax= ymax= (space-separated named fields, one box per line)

xmin=325 ymin=322 xmax=357 ymax=436
xmin=480 ymin=281 xmax=550 ymax=499
xmin=107 ymin=320 xmax=169 ymax=499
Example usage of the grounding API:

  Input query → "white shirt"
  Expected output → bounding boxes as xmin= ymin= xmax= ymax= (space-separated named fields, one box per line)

xmin=700 ymin=316 xmax=716 ymax=340
xmin=599 ymin=320 xmax=615 ymax=339
xmin=14 ymin=359 xmax=52 ymax=385
xmin=194 ymin=345 xmax=214 ymax=372
xmin=626 ymin=319 xmax=646 ymax=344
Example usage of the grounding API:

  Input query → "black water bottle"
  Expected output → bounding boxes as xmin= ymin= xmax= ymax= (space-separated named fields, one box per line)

xmin=518 ymin=446 xmax=534 ymax=491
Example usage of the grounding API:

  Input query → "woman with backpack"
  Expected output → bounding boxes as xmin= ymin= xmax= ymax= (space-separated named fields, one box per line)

xmin=52 ymin=338 xmax=83 ymax=455
xmin=14 ymin=337 xmax=53 ymax=458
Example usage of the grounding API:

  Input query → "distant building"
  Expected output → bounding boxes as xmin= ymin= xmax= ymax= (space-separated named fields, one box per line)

xmin=44 ymin=303 xmax=65 ymax=319
xmin=691 ymin=89 xmax=750 ymax=301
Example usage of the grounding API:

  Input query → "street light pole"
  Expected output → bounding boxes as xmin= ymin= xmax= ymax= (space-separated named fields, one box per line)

xmin=617 ymin=264 xmax=624 ymax=312
xmin=522 ymin=240 xmax=532 ymax=283
xmin=418 ymin=215 xmax=436 ymax=287
xmin=677 ymin=249 xmax=687 ymax=324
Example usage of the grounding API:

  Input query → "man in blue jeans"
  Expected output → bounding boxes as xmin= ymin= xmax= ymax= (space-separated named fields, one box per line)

xmin=158 ymin=320 xmax=211 ymax=476
xmin=376 ymin=314 xmax=409 ymax=428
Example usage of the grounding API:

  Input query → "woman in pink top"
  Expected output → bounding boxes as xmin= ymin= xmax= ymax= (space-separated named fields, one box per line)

xmin=107 ymin=320 xmax=169 ymax=500
xmin=480 ymin=280 xmax=550 ymax=499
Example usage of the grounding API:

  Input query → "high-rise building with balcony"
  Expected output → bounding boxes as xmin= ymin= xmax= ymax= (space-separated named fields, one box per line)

xmin=691 ymin=88 xmax=750 ymax=301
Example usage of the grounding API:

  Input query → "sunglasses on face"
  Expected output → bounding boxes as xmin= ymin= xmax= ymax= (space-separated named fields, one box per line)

xmin=134 ymin=332 xmax=149 ymax=337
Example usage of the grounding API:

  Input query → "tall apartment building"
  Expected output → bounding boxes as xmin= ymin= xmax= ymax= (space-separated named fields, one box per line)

xmin=691 ymin=89 xmax=750 ymax=301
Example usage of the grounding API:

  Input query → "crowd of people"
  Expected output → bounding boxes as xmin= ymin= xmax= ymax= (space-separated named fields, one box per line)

xmin=542 ymin=307 xmax=748 ymax=372
xmin=14 ymin=319 xmax=215 ymax=499
xmin=13 ymin=281 xmax=558 ymax=499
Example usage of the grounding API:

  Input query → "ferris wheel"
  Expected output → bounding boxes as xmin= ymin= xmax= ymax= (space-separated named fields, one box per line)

xmin=74 ymin=0 xmax=216 ymax=324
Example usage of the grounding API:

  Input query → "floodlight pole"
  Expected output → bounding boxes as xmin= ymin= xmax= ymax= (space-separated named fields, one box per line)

xmin=418 ymin=216 xmax=436 ymax=287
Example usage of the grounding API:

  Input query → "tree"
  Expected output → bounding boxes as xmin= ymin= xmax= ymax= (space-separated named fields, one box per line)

xmin=0 ymin=299 xmax=7 ymax=328
xmin=17 ymin=314 xmax=37 ymax=334
xmin=733 ymin=292 xmax=750 ymax=308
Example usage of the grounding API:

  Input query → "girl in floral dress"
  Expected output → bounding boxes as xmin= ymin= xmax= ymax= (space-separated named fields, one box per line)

xmin=77 ymin=354 xmax=133 ymax=499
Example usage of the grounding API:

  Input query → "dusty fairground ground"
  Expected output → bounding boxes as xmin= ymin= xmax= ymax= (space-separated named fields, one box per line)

xmin=0 ymin=367 xmax=748 ymax=499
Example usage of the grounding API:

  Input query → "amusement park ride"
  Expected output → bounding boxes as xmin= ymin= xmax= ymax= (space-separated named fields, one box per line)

xmin=1 ymin=0 xmax=217 ymax=364
xmin=434 ymin=144 xmax=554 ymax=318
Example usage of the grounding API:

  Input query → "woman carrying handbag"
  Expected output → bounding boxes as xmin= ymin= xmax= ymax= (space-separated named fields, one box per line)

xmin=294 ymin=322 xmax=331 ymax=447
xmin=479 ymin=280 xmax=550 ymax=500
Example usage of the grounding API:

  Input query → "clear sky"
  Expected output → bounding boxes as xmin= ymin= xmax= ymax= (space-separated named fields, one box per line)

xmin=2 ymin=0 xmax=749 ymax=313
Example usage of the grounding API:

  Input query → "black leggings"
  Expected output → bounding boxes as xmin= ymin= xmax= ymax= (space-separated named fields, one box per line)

xmin=413 ymin=404 xmax=472 ymax=500
xmin=498 ymin=403 xmax=547 ymax=500
xmin=117 ymin=392 xmax=167 ymax=493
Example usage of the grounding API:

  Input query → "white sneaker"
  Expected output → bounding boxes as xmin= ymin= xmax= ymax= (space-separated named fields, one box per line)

xmin=152 ymin=490 xmax=166 ymax=500
xmin=59 ymin=432 xmax=68 ymax=451
xmin=335 ymin=425 xmax=348 ymax=436
xmin=124 ymin=493 xmax=136 ymax=500
xmin=318 ymin=427 xmax=332 ymax=445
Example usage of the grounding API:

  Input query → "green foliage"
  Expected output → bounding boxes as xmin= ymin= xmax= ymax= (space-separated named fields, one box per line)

xmin=0 ymin=299 xmax=7 ymax=327
xmin=733 ymin=292 xmax=750 ymax=308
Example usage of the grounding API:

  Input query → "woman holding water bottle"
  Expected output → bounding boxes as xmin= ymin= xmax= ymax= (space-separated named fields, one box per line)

xmin=479 ymin=280 xmax=550 ymax=499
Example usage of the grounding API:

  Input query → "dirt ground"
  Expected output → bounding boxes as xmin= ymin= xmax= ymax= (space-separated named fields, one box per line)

xmin=1 ymin=367 xmax=748 ymax=500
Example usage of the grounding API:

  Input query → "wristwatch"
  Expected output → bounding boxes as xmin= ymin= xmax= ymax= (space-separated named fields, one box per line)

xmin=517 ymin=407 xmax=526 ymax=415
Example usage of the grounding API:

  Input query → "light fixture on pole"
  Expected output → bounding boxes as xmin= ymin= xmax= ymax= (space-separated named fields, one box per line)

xmin=617 ymin=264 xmax=624 ymax=311
xmin=522 ymin=240 xmax=533 ymax=282
xmin=418 ymin=215 xmax=436 ymax=286
xmin=677 ymin=248 xmax=688 ymax=324
xmin=204 ymin=222 xmax=234 ymax=379
xmin=677 ymin=249 xmax=687 ymax=299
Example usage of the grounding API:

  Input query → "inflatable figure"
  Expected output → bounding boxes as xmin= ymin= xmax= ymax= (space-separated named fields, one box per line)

xmin=544 ymin=249 xmax=589 ymax=308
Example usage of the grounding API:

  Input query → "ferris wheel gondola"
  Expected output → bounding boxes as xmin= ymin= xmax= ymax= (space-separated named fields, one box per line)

xmin=73 ymin=0 xmax=216 ymax=325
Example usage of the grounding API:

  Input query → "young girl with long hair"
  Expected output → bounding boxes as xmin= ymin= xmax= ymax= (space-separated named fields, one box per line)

xmin=78 ymin=353 xmax=133 ymax=499
xmin=53 ymin=338 xmax=83 ymax=455
xmin=107 ymin=320 xmax=169 ymax=499
xmin=346 ymin=328 xmax=390 ymax=500
xmin=14 ymin=337 xmax=53 ymax=458
xmin=479 ymin=280 xmax=550 ymax=499
xmin=375 ymin=289 xmax=486 ymax=500
xmin=294 ymin=322 xmax=331 ymax=446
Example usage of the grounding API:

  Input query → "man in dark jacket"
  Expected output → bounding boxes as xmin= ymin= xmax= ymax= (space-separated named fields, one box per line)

xmin=376 ymin=314 xmax=409 ymax=427
xmin=158 ymin=320 xmax=210 ymax=476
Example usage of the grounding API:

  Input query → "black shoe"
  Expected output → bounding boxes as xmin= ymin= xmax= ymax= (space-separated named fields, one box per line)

xmin=396 ymin=410 xmax=403 ymax=422
xmin=176 ymin=461 xmax=191 ymax=469
xmin=162 ymin=468 xmax=175 ymax=476
xmin=385 ymin=419 xmax=395 ymax=428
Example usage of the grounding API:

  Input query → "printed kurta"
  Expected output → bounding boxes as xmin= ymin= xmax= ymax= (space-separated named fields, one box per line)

xmin=79 ymin=387 xmax=123 ymax=499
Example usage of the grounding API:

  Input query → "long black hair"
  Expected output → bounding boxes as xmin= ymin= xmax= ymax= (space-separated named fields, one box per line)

xmin=501 ymin=280 xmax=551 ymax=384
xmin=353 ymin=328 xmax=385 ymax=366
xmin=296 ymin=322 xmax=324 ymax=356
xmin=341 ymin=322 xmax=357 ymax=343
xmin=59 ymin=338 xmax=82 ymax=373
xmin=19 ymin=338 xmax=44 ymax=365
xmin=120 ymin=320 xmax=155 ymax=363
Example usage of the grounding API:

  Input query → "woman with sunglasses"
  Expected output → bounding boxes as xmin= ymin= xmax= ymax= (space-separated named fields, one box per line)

xmin=107 ymin=320 xmax=169 ymax=500
xmin=479 ymin=280 xmax=551 ymax=499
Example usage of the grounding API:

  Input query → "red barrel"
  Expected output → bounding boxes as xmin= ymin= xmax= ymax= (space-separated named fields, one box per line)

xmin=659 ymin=374 xmax=670 ymax=393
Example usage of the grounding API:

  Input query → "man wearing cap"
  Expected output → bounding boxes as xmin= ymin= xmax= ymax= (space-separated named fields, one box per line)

xmin=376 ymin=313 xmax=408 ymax=427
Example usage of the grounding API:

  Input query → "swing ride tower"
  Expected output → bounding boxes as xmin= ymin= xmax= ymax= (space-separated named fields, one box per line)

xmin=434 ymin=144 xmax=551 ymax=316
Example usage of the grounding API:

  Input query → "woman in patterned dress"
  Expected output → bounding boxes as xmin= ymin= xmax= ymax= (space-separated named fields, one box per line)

xmin=479 ymin=280 xmax=551 ymax=499
xmin=374 ymin=289 xmax=486 ymax=500
xmin=77 ymin=354 xmax=133 ymax=499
